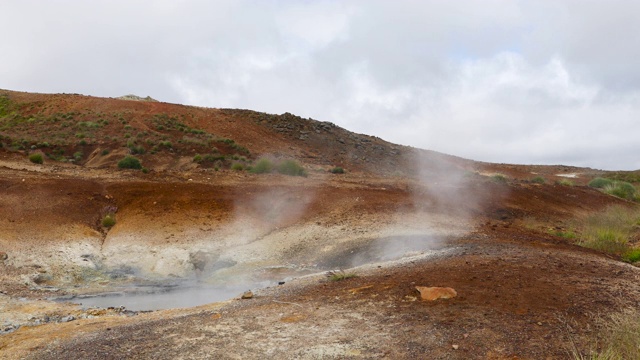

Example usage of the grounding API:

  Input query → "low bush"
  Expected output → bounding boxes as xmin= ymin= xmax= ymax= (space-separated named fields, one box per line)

xmin=28 ymin=153 xmax=43 ymax=164
xmin=603 ymin=181 xmax=636 ymax=201
xmin=277 ymin=160 xmax=306 ymax=177
xmin=117 ymin=156 xmax=142 ymax=169
xmin=622 ymin=248 xmax=640 ymax=263
xmin=330 ymin=167 xmax=345 ymax=174
xmin=588 ymin=177 xmax=613 ymax=189
xmin=491 ymin=174 xmax=507 ymax=183
xmin=193 ymin=154 xmax=202 ymax=163
xmin=531 ymin=176 xmax=546 ymax=184
xmin=231 ymin=163 xmax=244 ymax=171
xmin=102 ymin=214 xmax=116 ymax=227
xmin=250 ymin=158 xmax=274 ymax=174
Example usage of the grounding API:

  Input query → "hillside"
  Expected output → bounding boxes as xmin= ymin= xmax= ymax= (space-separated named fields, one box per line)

xmin=1 ymin=89 xmax=640 ymax=359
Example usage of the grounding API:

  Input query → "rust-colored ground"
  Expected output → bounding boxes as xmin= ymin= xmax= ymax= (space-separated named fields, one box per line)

xmin=0 ymin=90 xmax=639 ymax=359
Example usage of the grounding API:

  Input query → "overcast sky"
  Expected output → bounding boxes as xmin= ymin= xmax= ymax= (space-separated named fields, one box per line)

xmin=2 ymin=0 xmax=639 ymax=170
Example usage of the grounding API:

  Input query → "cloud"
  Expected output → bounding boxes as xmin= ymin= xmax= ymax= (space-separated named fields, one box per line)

xmin=2 ymin=0 xmax=639 ymax=169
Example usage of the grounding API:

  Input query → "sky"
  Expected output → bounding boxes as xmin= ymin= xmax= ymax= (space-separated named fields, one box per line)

xmin=2 ymin=0 xmax=639 ymax=170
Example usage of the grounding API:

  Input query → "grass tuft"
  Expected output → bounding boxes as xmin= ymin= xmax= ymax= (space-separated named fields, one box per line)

xmin=28 ymin=153 xmax=43 ymax=164
xmin=277 ymin=159 xmax=307 ymax=177
xmin=588 ymin=177 xmax=613 ymax=189
xmin=558 ymin=178 xmax=574 ymax=186
xmin=250 ymin=158 xmax=274 ymax=174
xmin=531 ymin=176 xmax=546 ymax=184
xmin=491 ymin=173 xmax=507 ymax=183
xmin=603 ymin=181 xmax=636 ymax=201
xmin=326 ymin=269 xmax=357 ymax=281
xmin=570 ymin=308 xmax=640 ymax=360
xmin=577 ymin=206 xmax=640 ymax=255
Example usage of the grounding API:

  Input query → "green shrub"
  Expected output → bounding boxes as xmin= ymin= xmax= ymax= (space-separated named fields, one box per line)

xmin=142 ymin=167 xmax=149 ymax=174
xmin=622 ymin=248 xmax=640 ymax=263
xmin=28 ymin=153 xmax=43 ymax=164
xmin=73 ymin=151 xmax=83 ymax=161
xmin=250 ymin=158 xmax=274 ymax=174
xmin=101 ymin=149 xmax=110 ymax=156
xmin=330 ymin=167 xmax=345 ymax=174
xmin=554 ymin=230 xmax=577 ymax=239
xmin=491 ymin=174 xmax=507 ymax=183
xmin=531 ymin=176 xmax=545 ymax=184
xmin=102 ymin=214 xmax=116 ymax=227
xmin=588 ymin=177 xmax=613 ymax=189
xmin=117 ymin=156 xmax=142 ymax=169
xmin=193 ymin=154 xmax=202 ymax=163
xmin=603 ymin=181 xmax=636 ymax=201
xmin=277 ymin=160 xmax=306 ymax=177
xmin=231 ymin=163 xmax=244 ymax=171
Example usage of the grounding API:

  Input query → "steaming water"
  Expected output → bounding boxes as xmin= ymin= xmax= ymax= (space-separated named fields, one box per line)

xmin=64 ymin=235 xmax=448 ymax=311
xmin=70 ymin=283 xmax=265 ymax=311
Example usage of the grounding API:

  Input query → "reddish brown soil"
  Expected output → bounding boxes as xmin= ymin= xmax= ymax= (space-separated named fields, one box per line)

xmin=0 ymin=90 xmax=639 ymax=359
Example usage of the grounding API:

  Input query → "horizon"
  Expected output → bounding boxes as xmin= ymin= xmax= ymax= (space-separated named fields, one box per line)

xmin=2 ymin=1 xmax=640 ymax=170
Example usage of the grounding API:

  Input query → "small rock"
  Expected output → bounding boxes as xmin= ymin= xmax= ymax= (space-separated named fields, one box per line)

xmin=241 ymin=291 xmax=253 ymax=299
xmin=415 ymin=286 xmax=457 ymax=301
xmin=0 ymin=252 xmax=7 ymax=261
xmin=537 ymin=322 xmax=543 ymax=326
xmin=452 ymin=345 xmax=459 ymax=350
xmin=61 ymin=316 xmax=75 ymax=323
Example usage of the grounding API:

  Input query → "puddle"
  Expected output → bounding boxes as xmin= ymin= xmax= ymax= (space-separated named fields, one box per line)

xmin=69 ymin=283 xmax=254 ymax=311
xmin=57 ymin=236 xmax=447 ymax=311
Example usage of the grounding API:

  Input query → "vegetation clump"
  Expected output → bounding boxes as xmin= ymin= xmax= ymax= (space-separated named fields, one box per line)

xmin=491 ymin=173 xmax=507 ymax=183
xmin=231 ymin=163 xmax=244 ymax=171
xmin=117 ymin=156 xmax=142 ymax=169
xmin=577 ymin=206 xmax=640 ymax=256
xmin=102 ymin=214 xmax=116 ymax=227
xmin=571 ymin=308 xmax=640 ymax=360
xmin=326 ymin=270 xmax=357 ymax=281
xmin=603 ymin=181 xmax=636 ymax=201
xmin=330 ymin=167 xmax=345 ymax=174
xmin=28 ymin=153 xmax=43 ymax=164
xmin=250 ymin=158 xmax=274 ymax=174
xmin=557 ymin=178 xmax=574 ymax=186
xmin=531 ymin=176 xmax=546 ymax=184
xmin=277 ymin=159 xmax=306 ymax=177
xmin=588 ymin=177 xmax=613 ymax=189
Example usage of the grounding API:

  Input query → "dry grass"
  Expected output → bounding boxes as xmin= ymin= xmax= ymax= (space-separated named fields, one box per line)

xmin=570 ymin=308 xmax=640 ymax=360
xmin=577 ymin=206 xmax=640 ymax=255
xmin=325 ymin=270 xmax=357 ymax=281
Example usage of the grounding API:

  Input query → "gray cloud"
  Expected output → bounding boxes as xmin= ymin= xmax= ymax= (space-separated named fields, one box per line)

xmin=1 ymin=0 xmax=639 ymax=170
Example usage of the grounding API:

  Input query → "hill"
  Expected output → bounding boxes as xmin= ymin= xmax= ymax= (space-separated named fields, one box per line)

xmin=1 ymin=89 xmax=639 ymax=359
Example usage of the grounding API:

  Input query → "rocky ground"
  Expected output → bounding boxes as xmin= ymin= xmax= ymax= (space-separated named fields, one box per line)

xmin=1 ymin=90 xmax=639 ymax=359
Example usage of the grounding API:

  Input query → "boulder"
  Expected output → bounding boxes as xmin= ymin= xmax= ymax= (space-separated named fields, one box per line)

xmin=415 ymin=286 xmax=457 ymax=301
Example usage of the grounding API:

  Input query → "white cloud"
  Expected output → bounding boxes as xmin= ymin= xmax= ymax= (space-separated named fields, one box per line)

xmin=2 ymin=0 xmax=640 ymax=169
